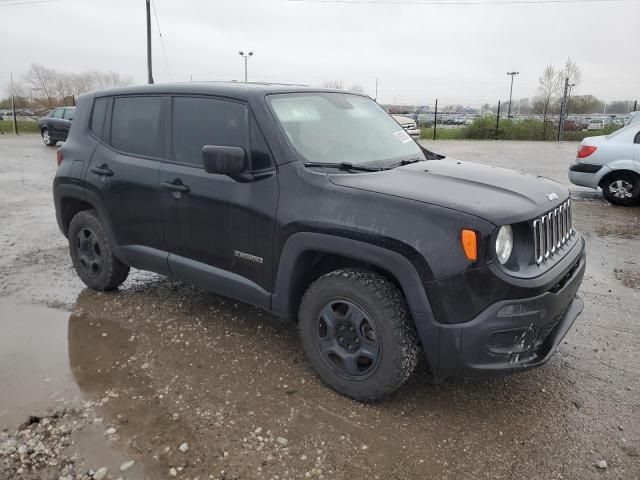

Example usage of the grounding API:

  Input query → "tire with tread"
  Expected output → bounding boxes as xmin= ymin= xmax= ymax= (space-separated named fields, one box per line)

xmin=42 ymin=128 xmax=56 ymax=147
xmin=298 ymin=268 xmax=419 ymax=402
xmin=68 ymin=209 xmax=130 ymax=290
xmin=601 ymin=172 xmax=640 ymax=206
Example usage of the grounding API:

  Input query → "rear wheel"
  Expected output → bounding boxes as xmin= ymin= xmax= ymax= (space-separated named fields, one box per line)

xmin=42 ymin=128 xmax=56 ymax=147
xmin=68 ymin=210 xmax=129 ymax=290
xmin=298 ymin=269 xmax=419 ymax=402
xmin=602 ymin=172 xmax=640 ymax=206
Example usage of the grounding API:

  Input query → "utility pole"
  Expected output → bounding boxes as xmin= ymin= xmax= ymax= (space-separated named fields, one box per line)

xmin=374 ymin=77 xmax=378 ymax=102
xmin=557 ymin=77 xmax=569 ymax=142
xmin=10 ymin=72 xmax=18 ymax=135
xmin=433 ymin=99 xmax=438 ymax=141
xmin=238 ymin=51 xmax=254 ymax=82
xmin=146 ymin=0 xmax=154 ymax=84
xmin=634 ymin=100 xmax=637 ymax=112
xmin=506 ymin=71 xmax=519 ymax=118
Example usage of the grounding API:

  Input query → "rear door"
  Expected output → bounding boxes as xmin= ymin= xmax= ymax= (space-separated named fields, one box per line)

xmin=49 ymin=108 xmax=65 ymax=137
xmin=60 ymin=107 xmax=75 ymax=139
xmin=85 ymin=95 xmax=168 ymax=272
xmin=160 ymin=95 xmax=279 ymax=297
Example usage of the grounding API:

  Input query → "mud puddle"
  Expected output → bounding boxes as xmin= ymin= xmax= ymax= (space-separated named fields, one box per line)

xmin=0 ymin=300 xmax=81 ymax=430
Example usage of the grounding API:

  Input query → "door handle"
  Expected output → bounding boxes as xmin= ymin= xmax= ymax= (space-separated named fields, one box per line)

xmin=161 ymin=180 xmax=190 ymax=194
xmin=91 ymin=164 xmax=113 ymax=177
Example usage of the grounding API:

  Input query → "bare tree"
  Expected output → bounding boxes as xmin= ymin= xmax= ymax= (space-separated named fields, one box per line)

xmin=558 ymin=57 xmax=582 ymax=89
xmin=15 ymin=64 xmax=133 ymax=110
xmin=22 ymin=64 xmax=57 ymax=108
xmin=535 ymin=64 xmax=561 ymax=120
xmin=348 ymin=84 xmax=365 ymax=94
xmin=323 ymin=80 xmax=344 ymax=90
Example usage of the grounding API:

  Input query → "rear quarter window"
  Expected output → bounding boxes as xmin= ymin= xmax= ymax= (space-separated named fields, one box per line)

xmin=90 ymin=98 xmax=109 ymax=139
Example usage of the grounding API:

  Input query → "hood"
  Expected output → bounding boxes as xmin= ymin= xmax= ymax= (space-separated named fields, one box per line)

xmin=329 ymin=158 xmax=569 ymax=225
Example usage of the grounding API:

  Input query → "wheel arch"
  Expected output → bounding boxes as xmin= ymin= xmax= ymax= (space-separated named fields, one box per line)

xmin=58 ymin=196 xmax=95 ymax=236
xmin=272 ymin=232 xmax=434 ymax=321
xmin=598 ymin=167 xmax=640 ymax=188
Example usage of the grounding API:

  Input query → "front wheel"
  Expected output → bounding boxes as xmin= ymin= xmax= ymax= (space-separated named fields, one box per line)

xmin=42 ymin=128 xmax=56 ymax=147
xmin=602 ymin=172 xmax=640 ymax=206
xmin=68 ymin=210 xmax=130 ymax=290
xmin=298 ymin=269 xmax=419 ymax=402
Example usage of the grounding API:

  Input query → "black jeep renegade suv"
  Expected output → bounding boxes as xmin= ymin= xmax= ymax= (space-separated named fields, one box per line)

xmin=53 ymin=83 xmax=585 ymax=401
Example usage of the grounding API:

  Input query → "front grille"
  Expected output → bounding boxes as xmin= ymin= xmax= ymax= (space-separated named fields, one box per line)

xmin=532 ymin=199 xmax=574 ymax=265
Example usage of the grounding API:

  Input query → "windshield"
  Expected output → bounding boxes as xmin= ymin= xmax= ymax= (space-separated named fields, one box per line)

xmin=269 ymin=93 xmax=425 ymax=167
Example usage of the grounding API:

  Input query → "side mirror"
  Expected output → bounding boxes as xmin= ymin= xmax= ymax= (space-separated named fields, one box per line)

xmin=202 ymin=145 xmax=247 ymax=176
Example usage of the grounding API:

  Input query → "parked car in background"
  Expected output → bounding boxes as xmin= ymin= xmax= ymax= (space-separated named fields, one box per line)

xmin=391 ymin=115 xmax=420 ymax=138
xmin=569 ymin=122 xmax=640 ymax=205
xmin=38 ymin=106 xmax=75 ymax=146
xmin=587 ymin=119 xmax=606 ymax=131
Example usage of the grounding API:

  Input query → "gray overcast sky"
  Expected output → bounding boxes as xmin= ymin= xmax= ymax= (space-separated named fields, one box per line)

xmin=1 ymin=0 xmax=638 ymax=106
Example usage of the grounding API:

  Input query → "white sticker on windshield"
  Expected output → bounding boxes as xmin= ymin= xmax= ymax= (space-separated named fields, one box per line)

xmin=393 ymin=130 xmax=412 ymax=144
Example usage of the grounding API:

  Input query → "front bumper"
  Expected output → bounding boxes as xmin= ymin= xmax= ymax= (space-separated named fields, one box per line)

xmin=414 ymin=238 xmax=586 ymax=378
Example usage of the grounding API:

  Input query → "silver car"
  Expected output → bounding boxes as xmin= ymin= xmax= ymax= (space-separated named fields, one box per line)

xmin=391 ymin=115 xmax=421 ymax=139
xmin=568 ymin=121 xmax=640 ymax=205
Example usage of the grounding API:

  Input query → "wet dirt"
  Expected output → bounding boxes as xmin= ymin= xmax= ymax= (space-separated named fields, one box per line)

xmin=1 ymin=136 xmax=639 ymax=479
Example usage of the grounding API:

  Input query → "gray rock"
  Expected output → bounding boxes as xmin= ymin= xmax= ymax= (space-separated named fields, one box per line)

xmin=93 ymin=467 xmax=108 ymax=480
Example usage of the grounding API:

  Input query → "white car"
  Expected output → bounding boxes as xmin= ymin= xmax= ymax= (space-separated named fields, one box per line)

xmin=391 ymin=115 xmax=421 ymax=139
xmin=568 ymin=122 xmax=640 ymax=205
xmin=587 ymin=119 xmax=606 ymax=131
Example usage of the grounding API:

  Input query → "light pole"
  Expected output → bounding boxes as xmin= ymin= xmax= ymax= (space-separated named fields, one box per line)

xmin=506 ymin=71 xmax=519 ymax=118
xmin=566 ymin=83 xmax=576 ymax=116
xmin=238 ymin=51 xmax=254 ymax=82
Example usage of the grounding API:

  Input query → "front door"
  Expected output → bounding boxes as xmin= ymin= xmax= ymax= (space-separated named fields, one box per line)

xmin=159 ymin=96 xmax=278 ymax=301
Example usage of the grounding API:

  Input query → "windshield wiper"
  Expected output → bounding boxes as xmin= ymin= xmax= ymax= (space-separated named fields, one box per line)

xmin=383 ymin=158 xmax=424 ymax=170
xmin=304 ymin=162 xmax=383 ymax=172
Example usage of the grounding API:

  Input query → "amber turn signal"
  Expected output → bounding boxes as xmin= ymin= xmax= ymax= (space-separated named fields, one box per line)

xmin=461 ymin=229 xmax=478 ymax=261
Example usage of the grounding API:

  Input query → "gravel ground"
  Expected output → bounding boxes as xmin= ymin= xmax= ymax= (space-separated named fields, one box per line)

xmin=0 ymin=135 xmax=639 ymax=480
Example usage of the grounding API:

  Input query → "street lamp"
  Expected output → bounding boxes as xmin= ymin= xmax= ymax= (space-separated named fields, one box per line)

xmin=238 ymin=51 xmax=254 ymax=83
xmin=567 ymin=83 xmax=576 ymax=116
xmin=506 ymin=71 xmax=519 ymax=118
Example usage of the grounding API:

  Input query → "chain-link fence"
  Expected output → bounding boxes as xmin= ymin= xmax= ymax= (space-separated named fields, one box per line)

xmin=385 ymin=100 xmax=637 ymax=142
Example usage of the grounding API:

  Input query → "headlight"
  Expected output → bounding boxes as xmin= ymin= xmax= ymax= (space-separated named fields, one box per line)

xmin=495 ymin=225 xmax=513 ymax=265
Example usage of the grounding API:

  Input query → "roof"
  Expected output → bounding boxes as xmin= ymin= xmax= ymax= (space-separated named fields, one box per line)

xmin=93 ymin=81 xmax=351 ymax=102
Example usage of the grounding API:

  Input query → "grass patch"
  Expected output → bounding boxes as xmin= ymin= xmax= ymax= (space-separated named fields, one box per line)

xmin=420 ymin=128 xmax=464 ymax=140
xmin=0 ymin=120 xmax=40 ymax=134
xmin=421 ymin=117 xmax=621 ymax=141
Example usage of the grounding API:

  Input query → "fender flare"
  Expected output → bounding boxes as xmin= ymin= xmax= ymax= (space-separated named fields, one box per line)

xmin=271 ymin=232 xmax=434 ymax=318
xmin=54 ymin=184 xmax=117 ymax=249
xmin=596 ymin=159 xmax=639 ymax=186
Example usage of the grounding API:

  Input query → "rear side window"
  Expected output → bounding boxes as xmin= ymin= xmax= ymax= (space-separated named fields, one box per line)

xmin=111 ymin=96 xmax=164 ymax=158
xmin=90 ymin=98 xmax=108 ymax=138
xmin=51 ymin=109 xmax=64 ymax=119
xmin=172 ymin=96 xmax=248 ymax=167
xmin=63 ymin=108 xmax=75 ymax=120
